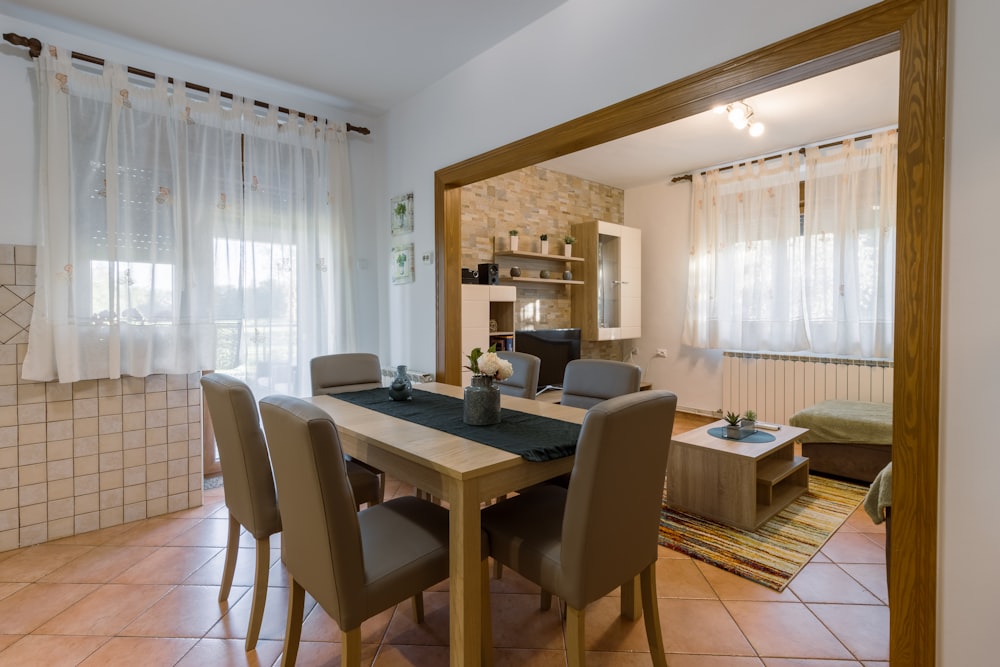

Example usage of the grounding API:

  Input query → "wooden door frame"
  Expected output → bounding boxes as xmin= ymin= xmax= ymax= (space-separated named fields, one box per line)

xmin=434 ymin=1 xmax=945 ymax=662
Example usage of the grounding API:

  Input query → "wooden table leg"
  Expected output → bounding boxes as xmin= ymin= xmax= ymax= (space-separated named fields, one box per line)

xmin=449 ymin=479 xmax=482 ymax=667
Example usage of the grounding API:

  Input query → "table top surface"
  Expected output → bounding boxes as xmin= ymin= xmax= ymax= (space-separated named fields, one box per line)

xmin=306 ymin=382 xmax=586 ymax=480
xmin=672 ymin=420 xmax=809 ymax=460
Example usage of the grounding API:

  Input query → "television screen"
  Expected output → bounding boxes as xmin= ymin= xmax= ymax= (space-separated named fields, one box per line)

xmin=514 ymin=328 xmax=581 ymax=392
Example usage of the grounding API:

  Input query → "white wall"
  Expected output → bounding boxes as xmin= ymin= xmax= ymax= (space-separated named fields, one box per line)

xmin=0 ymin=10 xmax=383 ymax=351
xmin=380 ymin=0 xmax=997 ymax=663
xmin=627 ymin=180 xmax=723 ymax=414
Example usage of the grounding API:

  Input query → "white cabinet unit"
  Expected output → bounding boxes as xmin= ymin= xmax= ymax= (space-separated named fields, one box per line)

xmin=571 ymin=220 xmax=641 ymax=341
xmin=460 ymin=284 xmax=516 ymax=386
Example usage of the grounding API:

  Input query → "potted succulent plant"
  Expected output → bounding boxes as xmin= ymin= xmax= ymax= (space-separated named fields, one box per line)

xmin=563 ymin=234 xmax=576 ymax=257
xmin=740 ymin=409 xmax=757 ymax=432
xmin=508 ymin=229 xmax=519 ymax=252
xmin=539 ymin=234 xmax=549 ymax=254
xmin=723 ymin=411 xmax=743 ymax=439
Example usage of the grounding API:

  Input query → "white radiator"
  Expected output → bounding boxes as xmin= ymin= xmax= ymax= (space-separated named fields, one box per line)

xmin=722 ymin=352 xmax=893 ymax=424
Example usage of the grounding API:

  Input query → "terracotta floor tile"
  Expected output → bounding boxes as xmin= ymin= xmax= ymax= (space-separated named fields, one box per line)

xmin=0 ymin=636 xmax=19 ymax=653
xmin=373 ymin=643 xmax=451 ymax=666
xmin=300 ymin=599 xmax=394 ymax=645
xmin=205 ymin=583 xmax=307 ymax=644
xmin=656 ymin=557 xmax=719 ymax=599
xmin=724 ymin=600 xmax=853 ymax=659
xmin=583 ymin=651 xmax=666 ymax=666
xmin=291 ymin=639 xmax=378 ymax=666
xmin=35 ymin=582 xmax=172 ymax=636
xmin=76 ymin=636 xmax=197 ymax=666
xmin=39 ymin=545 xmax=159 ymax=584
xmin=104 ymin=517 xmax=203 ymax=547
xmin=183 ymin=546 xmax=266 ymax=589
xmin=761 ymin=660 xmax=862 ymax=666
xmin=382 ymin=590 xmax=451 ymax=647
xmin=489 ymin=562 xmax=547 ymax=595
xmin=122 ymin=584 xmax=237 ymax=638
xmin=0 ymin=582 xmax=27 ymax=603
xmin=786 ymin=563 xmax=882 ymax=605
xmin=167 ymin=517 xmax=234 ymax=548
xmin=837 ymin=564 xmax=888 ymax=604
xmin=0 ymin=634 xmax=109 ymax=667
xmin=658 ymin=598 xmax=756 ymax=656
xmin=0 ymin=583 xmax=100 ymax=634
xmin=695 ymin=562 xmax=799 ymax=603
xmin=174 ymin=637 xmax=284 ymax=667
xmin=0 ymin=544 xmax=94 ymax=582
xmin=491 ymin=647 xmax=567 ymax=667
xmin=818 ymin=533 xmax=886 ymax=565
xmin=50 ymin=522 xmax=136 ymax=547
xmin=665 ymin=655 xmax=766 ymax=667
xmin=488 ymin=592 xmax=564 ymax=650
xmin=807 ymin=603 xmax=889 ymax=662
xmin=578 ymin=595 xmax=657 ymax=653
xmin=112 ymin=546 xmax=220 ymax=585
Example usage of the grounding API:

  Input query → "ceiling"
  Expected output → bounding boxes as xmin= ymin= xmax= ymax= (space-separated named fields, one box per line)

xmin=0 ymin=0 xmax=567 ymax=112
xmin=539 ymin=52 xmax=900 ymax=189
xmin=1 ymin=1 xmax=898 ymax=188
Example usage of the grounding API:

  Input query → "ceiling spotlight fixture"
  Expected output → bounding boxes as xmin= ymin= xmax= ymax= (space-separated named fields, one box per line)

xmin=713 ymin=100 xmax=765 ymax=137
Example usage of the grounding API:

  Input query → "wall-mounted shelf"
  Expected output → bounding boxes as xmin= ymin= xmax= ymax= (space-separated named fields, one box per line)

xmin=501 ymin=276 xmax=584 ymax=285
xmin=495 ymin=250 xmax=584 ymax=263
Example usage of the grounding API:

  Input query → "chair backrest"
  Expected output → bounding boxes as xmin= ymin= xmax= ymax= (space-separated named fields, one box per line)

xmin=497 ymin=351 xmax=541 ymax=399
xmin=560 ymin=359 xmax=641 ymax=409
xmin=561 ymin=390 xmax=677 ymax=608
xmin=259 ymin=395 xmax=365 ymax=627
xmin=310 ymin=353 xmax=382 ymax=395
xmin=200 ymin=373 xmax=281 ymax=539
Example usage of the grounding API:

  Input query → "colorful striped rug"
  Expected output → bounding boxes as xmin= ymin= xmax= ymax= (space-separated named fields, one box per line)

xmin=658 ymin=475 xmax=868 ymax=591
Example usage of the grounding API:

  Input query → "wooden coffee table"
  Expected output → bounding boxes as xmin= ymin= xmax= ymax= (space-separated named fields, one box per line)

xmin=666 ymin=421 xmax=810 ymax=530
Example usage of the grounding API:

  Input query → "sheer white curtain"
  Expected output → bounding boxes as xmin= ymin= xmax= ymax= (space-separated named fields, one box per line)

xmin=215 ymin=109 xmax=357 ymax=399
xmin=683 ymin=154 xmax=806 ymax=351
xmin=24 ymin=46 xmax=357 ymax=395
xmin=803 ymin=131 xmax=896 ymax=357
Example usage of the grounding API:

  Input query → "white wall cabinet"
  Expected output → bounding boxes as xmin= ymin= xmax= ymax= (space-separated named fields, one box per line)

xmin=571 ymin=220 xmax=641 ymax=341
xmin=460 ymin=284 xmax=516 ymax=386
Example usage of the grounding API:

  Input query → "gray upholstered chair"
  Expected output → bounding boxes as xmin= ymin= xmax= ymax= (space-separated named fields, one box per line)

xmin=482 ymin=390 xmax=677 ymax=667
xmin=496 ymin=350 xmax=541 ymax=400
xmin=259 ymin=395 xmax=491 ymax=667
xmin=559 ymin=358 xmax=642 ymax=409
xmin=201 ymin=373 xmax=380 ymax=652
xmin=310 ymin=352 xmax=386 ymax=501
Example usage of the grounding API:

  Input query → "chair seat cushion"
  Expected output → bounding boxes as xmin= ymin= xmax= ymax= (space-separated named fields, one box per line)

xmin=358 ymin=496 xmax=452 ymax=616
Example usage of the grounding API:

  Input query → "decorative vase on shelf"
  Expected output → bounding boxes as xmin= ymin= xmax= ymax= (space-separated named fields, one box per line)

xmin=388 ymin=365 xmax=413 ymax=401
xmin=509 ymin=235 xmax=519 ymax=252
xmin=463 ymin=375 xmax=501 ymax=425
xmin=564 ymin=245 xmax=573 ymax=257
xmin=563 ymin=270 xmax=573 ymax=280
xmin=540 ymin=240 xmax=549 ymax=254
xmin=510 ymin=266 xmax=521 ymax=277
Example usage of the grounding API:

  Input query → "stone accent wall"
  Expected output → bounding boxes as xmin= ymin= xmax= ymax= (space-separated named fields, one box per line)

xmin=0 ymin=244 xmax=202 ymax=553
xmin=461 ymin=165 xmax=626 ymax=360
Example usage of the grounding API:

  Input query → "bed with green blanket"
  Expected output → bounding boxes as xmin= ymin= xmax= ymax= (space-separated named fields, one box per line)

xmin=788 ymin=400 xmax=892 ymax=483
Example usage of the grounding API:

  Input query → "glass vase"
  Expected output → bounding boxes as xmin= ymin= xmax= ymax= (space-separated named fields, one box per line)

xmin=388 ymin=364 xmax=413 ymax=401
xmin=463 ymin=375 xmax=501 ymax=425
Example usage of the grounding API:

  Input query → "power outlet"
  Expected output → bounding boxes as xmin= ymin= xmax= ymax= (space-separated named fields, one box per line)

xmin=655 ymin=348 xmax=668 ymax=358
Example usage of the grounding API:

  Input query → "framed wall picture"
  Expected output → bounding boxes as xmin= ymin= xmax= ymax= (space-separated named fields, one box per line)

xmin=391 ymin=243 xmax=415 ymax=285
xmin=391 ymin=192 xmax=414 ymax=236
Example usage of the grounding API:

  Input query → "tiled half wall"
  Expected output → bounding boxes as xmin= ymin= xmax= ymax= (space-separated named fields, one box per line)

xmin=0 ymin=244 xmax=202 ymax=553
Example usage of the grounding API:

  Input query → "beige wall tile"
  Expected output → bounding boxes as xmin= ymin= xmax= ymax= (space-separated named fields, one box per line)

xmin=0 ymin=529 xmax=16 ymax=551
xmin=18 ymin=443 xmax=45 ymax=466
xmin=48 ymin=497 xmax=73 ymax=520
xmin=0 ymin=386 xmax=16 ymax=407
xmin=99 ymin=452 xmax=123 ymax=473
xmin=123 ymin=502 xmax=146 ymax=523
xmin=73 ymin=380 xmax=98 ymax=399
xmin=0 ymin=448 xmax=14 ymax=469
xmin=166 ymin=425 xmax=187 ymax=444
xmin=98 ymin=378 xmax=121 ymax=397
xmin=45 ymin=382 xmax=73 ymax=402
xmin=144 ymin=375 xmax=167 ymax=393
xmin=0 ymin=508 xmax=16 ymax=531
xmin=17 ymin=383 xmax=45 ymax=404
xmin=0 ymin=426 xmax=15 ymax=447
xmin=46 ymin=401 xmax=73 ymax=423
xmin=46 ymin=419 xmax=73 ymax=441
xmin=124 ymin=466 xmax=145 ymax=487
xmin=144 ymin=392 xmax=166 ymax=411
xmin=20 ymin=524 xmax=47 ymax=547
xmin=122 ymin=376 xmax=145 ymax=395
xmin=0 ymin=488 xmax=16 ymax=510
xmin=18 ymin=463 xmax=45 ymax=486
xmin=74 ymin=436 xmax=98 ymax=458
xmin=146 ymin=462 xmax=166 ymax=481
xmin=19 ymin=502 xmax=46 ymax=526
xmin=123 ymin=484 xmax=145 ymax=505
xmin=18 ymin=423 xmax=46 ymax=445
xmin=47 ymin=517 xmax=74 ymax=540
xmin=123 ymin=430 xmax=145 ymax=450
xmin=99 ymin=488 xmax=122 ymax=509
xmin=147 ymin=497 xmax=167 ymax=517
xmin=166 ymin=375 xmax=187 ymax=391
xmin=47 ymin=438 xmax=73 ymax=461
xmin=19 ymin=481 xmax=46 ymax=505
xmin=0 ymin=468 xmax=16 ymax=490
xmin=47 ymin=459 xmax=73 ymax=481
xmin=146 ymin=479 xmax=167 ymax=500
xmin=0 ymin=366 xmax=15 ymax=387
xmin=145 ymin=427 xmax=166 ymax=446
xmin=99 ymin=470 xmax=123 ymax=492
xmin=166 ymin=390 xmax=187 ymax=409
xmin=75 ymin=512 xmax=99 ymax=534
xmin=17 ymin=403 xmax=46 ymax=425
xmin=74 ymin=473 xmax=98 ymax=496
xmin=98 ymin=433 xmax=122 ymax=454
xmin=98 ymin=396 xmax=122 ymax=416
xmin=167 ymin=493 xmax=188 ymax=513
xmin=122 ymin=412 xmax=144 ymax=432
xmin=47 ymin=478 xmax=73 ymax=500
xmin=75 ymin=493 xmax=98 ymax=515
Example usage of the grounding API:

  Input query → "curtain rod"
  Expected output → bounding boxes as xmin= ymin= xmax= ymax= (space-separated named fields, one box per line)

xmin=670 ymin=131 xmax=886 ymax=183
xmin=3 ymin=32 xmax=371 ymax=136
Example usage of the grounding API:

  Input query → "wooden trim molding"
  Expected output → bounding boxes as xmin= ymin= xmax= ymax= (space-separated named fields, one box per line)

xmin=435 ymin=0 xmax=945 ymax=661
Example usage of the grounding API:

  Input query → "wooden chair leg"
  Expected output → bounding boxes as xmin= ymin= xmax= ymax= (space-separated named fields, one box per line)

xmin=565 ymin=605 xmax=586 ymax=667
xmin=620 ymin=574 xmax=642 ymax=620
xmin=493 ymin=558 xmax=503 ymax=579
xmin=245 ymin=536 xmax=271 ymax=651
xmin=219 ymin=513 xmax=240 ymax=602
xmin=540 ymin=589 xmax=553 ymax=611
xmin=481 ymin=559 xmax=494 ymax=667
xmin=411 ymin=592 xmax=425 ymax=623
xmin=375 ymin=473 xmax=385 ymax=504
xmin=342 ymin=627 xmax=362 ymax=666
xmin=281 ymin=578 xmax=305 ymax=667
xmin=640 ymin=562 xmax=667 ymax=667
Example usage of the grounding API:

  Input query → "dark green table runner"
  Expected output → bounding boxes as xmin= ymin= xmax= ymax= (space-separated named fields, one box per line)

xmin=331 ymin=388 xmax=579 ymax=462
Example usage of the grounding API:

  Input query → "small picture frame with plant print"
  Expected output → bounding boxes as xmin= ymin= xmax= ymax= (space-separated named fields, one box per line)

xmin=391 ymin=243 xmax=415 ymax=285
xmin=391 ymin=192 xmax=414 ymax=236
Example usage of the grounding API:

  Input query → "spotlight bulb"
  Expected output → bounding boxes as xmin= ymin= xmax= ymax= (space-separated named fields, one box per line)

xmin=748 ymin=121 xmax=765 ymax=137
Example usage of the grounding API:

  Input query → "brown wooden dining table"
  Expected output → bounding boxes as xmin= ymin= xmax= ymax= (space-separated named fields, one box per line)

xmin=305 ymin=382 xmax=585 ymax=666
